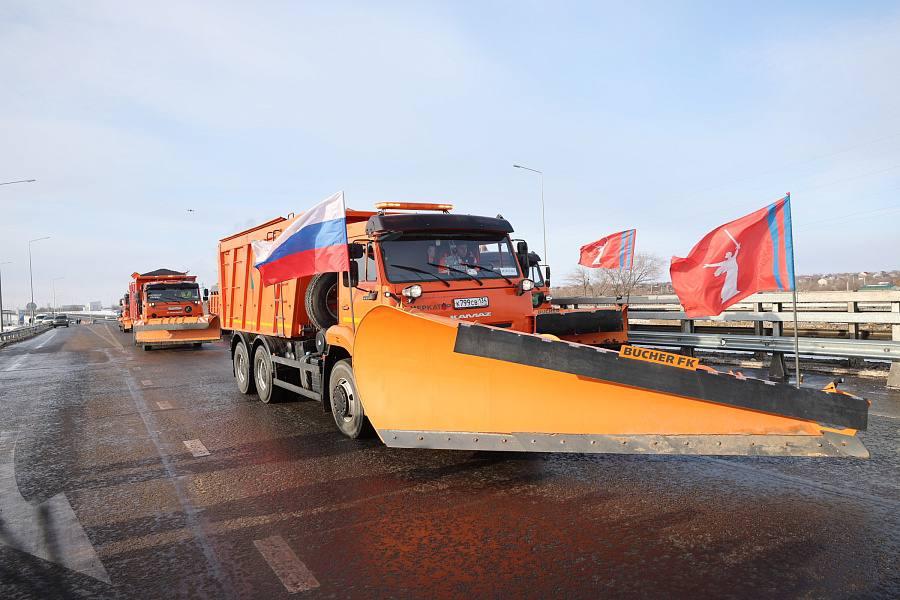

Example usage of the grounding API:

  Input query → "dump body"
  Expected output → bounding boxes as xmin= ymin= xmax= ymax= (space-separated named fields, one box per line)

xmin=130 ymin=269 xmax=221 ymax=349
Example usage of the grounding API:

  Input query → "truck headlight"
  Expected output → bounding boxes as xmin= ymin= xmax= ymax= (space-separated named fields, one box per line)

xmin=402 ymin=285 xmax=422 ymax=299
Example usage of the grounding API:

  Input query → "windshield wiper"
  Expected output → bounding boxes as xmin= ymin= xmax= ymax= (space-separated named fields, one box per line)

xmin=427 ymin=262 xmax=483 ymax=286
xmin=387 ymin=263 xmax=451 ymax=287
xmin=460 ymin=262 xmax=513 ymax=284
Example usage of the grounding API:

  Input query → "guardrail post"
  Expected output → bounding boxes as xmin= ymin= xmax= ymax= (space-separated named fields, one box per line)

xmin=846 ymin=301 xmax=865 ymax=369
xmin=889 ymin=300 xmax=900 ymax=389
xmin=680 ymin=318 xmax=695 ymax=357
xmin=768 ymin=302 xmax=788 ymax=381
xmin=752 ymin=302 xmax=766 ymax=360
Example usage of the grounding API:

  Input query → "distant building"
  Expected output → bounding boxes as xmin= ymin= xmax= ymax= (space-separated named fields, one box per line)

xmin=89 ymin=300 xmax=102 ymax=311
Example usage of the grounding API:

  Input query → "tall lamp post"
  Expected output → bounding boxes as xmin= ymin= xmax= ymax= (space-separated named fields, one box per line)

xmin=28 ymin=237 xmax=50 ymax=322
xmin=51 ymin=277 xmax=65 ymax=315
xmin=512 ymin=164 xmax=548 ymax=265
xmin=0 ymin=261 xmax=10 ymax=332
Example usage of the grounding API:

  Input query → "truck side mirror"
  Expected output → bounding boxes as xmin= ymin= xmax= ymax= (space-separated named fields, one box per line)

xmin=516 ymin=241 xmax=529 ymax=274
xmin=203 ymin=288 xmax=209 ymax=300
xmin=342 ymin=262 xmax=359 ymax=288
xmin=348 ymin=243 xmax=365 ymax=260
xmin=544 ymin=266 xmax=551 ymax=286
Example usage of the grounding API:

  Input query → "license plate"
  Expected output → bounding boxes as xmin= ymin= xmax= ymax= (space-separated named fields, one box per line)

xmin=454 ymin=297 xmax=489 ymax=309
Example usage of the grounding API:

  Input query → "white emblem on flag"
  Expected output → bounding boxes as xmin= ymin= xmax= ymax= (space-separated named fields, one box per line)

xmin=703 ymin=229 xmax=742 ymax=302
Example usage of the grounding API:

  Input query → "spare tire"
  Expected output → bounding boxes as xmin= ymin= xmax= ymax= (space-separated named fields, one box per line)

xmin=305 ymin=272 xmax=339 ymax=329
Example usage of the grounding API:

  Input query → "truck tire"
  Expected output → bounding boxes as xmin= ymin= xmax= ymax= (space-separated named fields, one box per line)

xmin=233 ymin=340 xmax=256 ymax=394
xmin=328 ymin=359 xmax=370 ymax=439
xmin=305 ymin=273 xmax=339 ymax=330
xmin=253 ymin=344 xmax=286 ymax=404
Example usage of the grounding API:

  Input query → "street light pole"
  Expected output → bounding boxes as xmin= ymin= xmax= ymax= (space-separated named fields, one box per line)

xmin=0 ymin=261 xmax=10 ymax=333
xmin=28 ymin=237 xmax=50 ymax=323
xmin=512 ymin=164 xmax=547 ymax=264
xmin=0 ymin=179 xmax=36 ymax=186
xmin=52 ymin=277 xmax=64 ymax=315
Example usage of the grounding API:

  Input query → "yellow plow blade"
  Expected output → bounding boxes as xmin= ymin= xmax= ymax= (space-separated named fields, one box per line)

xmin=134 ymin=315 xmax=221 ymax=347
xmin=353 ymin=306 xmax=868 ymax=457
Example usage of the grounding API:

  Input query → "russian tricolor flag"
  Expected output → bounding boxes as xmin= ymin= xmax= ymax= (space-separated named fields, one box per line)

xmin=253 ymin=191 xmax=350 ymax=286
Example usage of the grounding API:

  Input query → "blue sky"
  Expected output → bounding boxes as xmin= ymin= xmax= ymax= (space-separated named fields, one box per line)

xmin=1 ymin=1 xmax=899 ymax=308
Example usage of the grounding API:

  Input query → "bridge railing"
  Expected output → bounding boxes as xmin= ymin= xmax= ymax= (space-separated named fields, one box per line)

xmin=0 ymin=324 xmax=50 ymax=347
xmin=552 ymin=290 xmax=900 ymax=387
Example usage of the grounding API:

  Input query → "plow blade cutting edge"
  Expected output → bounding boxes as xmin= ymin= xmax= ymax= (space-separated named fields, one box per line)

xmin=134 ymin=315 xmax=222 ymax=347
xmin=352 ymin=306 xmax=868 ymax=458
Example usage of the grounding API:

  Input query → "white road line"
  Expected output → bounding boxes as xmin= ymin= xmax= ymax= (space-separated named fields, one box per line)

xmin=157 ymin=401 xmax=173 ymax=410
xmin=3 ymin=354 xmax=29 ymax=372
xmin=254 ymin=535 xmax=320 ymax=593
xmin=183 ymin=439 xmax=210 ymax=457
xmin=122 ymin=374 xmax=233 ymax=593
xmin=34 ymin=329 xmax=57 ymax=349
xmin=0 ymin=431 xmax=110 ymax=582
xmin=132 ymin=366 xmax=142 ymax=370
xmin=141 ymin=380 xmax=153 ymax=386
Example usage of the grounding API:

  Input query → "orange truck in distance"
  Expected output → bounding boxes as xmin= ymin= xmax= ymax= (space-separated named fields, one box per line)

xmin=128 ymin=268 xmax=221 ymax=350
xmin=216 ymin=200 xmax=868 ymax=458
xmin=118 ymin=289 xmax=134 ymax=332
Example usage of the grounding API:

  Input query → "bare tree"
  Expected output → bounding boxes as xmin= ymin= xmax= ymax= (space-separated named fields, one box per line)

xmin=596 ymin=252 xmax=665 ymax=300
xmin=563 ymin=265 xmax=598 ymax=296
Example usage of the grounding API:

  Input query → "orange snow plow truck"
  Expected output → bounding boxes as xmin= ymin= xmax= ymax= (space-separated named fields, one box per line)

xmin=218 ymin=200 xmax=869 ymax=458
xmin=130 ymin=269 xmax=221 ymax=350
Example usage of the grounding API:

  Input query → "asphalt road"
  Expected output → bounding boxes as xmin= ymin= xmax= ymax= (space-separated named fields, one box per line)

xmin=1 ymin=323 xmax=898 ymax=599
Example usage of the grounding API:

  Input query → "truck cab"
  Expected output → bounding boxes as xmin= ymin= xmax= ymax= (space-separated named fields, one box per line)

xmin=338 ymin=204 xmax=536 ymax=334
xmin=141 ymin=281 xmax=203 ymax=319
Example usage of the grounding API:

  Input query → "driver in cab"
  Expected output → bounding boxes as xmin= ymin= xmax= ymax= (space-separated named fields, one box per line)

xmin=438 ymin=243 xmax=478 ymax=274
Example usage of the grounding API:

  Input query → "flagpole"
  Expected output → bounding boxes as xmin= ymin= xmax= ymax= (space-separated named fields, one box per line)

xmin=786 ymin=192 xmax=800 ymax=388
xmin=342 ymin=193 xmax=357 ymax=334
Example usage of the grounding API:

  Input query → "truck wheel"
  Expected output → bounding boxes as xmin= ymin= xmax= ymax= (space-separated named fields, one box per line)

xmin=328 ymin=360 xmax=370 ymax=439
xmin=305 ymin=273 xmax=338 ymax=330
xmin=233 ymin=341 xmax=256 ymax=394
xmin=253 ymin=344 xmax=286 ymax=404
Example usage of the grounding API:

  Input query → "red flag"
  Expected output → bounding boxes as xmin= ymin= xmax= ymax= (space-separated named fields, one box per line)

xmin=578 ymin=229 xmax=636 ymax=269
xmin=670 ymin=194 xmax=795 ymax=317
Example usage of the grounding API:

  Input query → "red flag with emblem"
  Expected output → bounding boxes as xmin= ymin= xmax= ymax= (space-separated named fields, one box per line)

xmin=578 ymin=229 xmax=636 ymax=269
xmin=670 ymin=194 xmax=795 ymax=317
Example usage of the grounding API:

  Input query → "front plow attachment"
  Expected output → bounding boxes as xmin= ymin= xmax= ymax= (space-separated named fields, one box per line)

xmin=134 ymin=315 xmax=221 ymax=348
xmin=353 ymin=307 xmax=868 ymax=458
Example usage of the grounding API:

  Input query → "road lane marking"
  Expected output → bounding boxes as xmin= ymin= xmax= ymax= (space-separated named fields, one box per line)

xmin=183 ymin=439 xmax=210 ymax=457
xmin=157 ymin=401 xmax=173 ymax=410
xmin=34 ymin=330 xmax=57 ymax=349
xmin=122 ymin=376 xmax=233 ymax=593
xmin=0 ymin=431 xmax=110 ymax=583
xmin=254 ymin=535 xmax=320 ymax=593
xmin=2 ymin=354 xmax=29 ymax=372
xmin=141 ymin=380 xmax=153 ymax=386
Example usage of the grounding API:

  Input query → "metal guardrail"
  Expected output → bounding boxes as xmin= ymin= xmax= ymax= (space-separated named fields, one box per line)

xmin=552 ymin=290 xmax=900 ymax=386
xmin=0 ymin=324 xmax=49 ymax=346
xmin=628 ymin=331 xmax=899 ymax=361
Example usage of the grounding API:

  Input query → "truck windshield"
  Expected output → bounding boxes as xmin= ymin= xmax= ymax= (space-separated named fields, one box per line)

xmin=146 ymin=284 xmax=200 ymax=302
xmin=381 ymin=234 xmax=520 ymax=283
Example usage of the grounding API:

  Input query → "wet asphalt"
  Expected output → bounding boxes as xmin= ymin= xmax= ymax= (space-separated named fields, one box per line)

xmin=0 ymin=323 xmax=898 ymax=599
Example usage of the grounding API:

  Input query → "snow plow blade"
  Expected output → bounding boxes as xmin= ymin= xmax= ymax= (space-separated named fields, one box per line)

xmin=353 ymin=306 xmax=868 ymax=458
xmin=134 ymin=315 xmax=221 ymax=348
